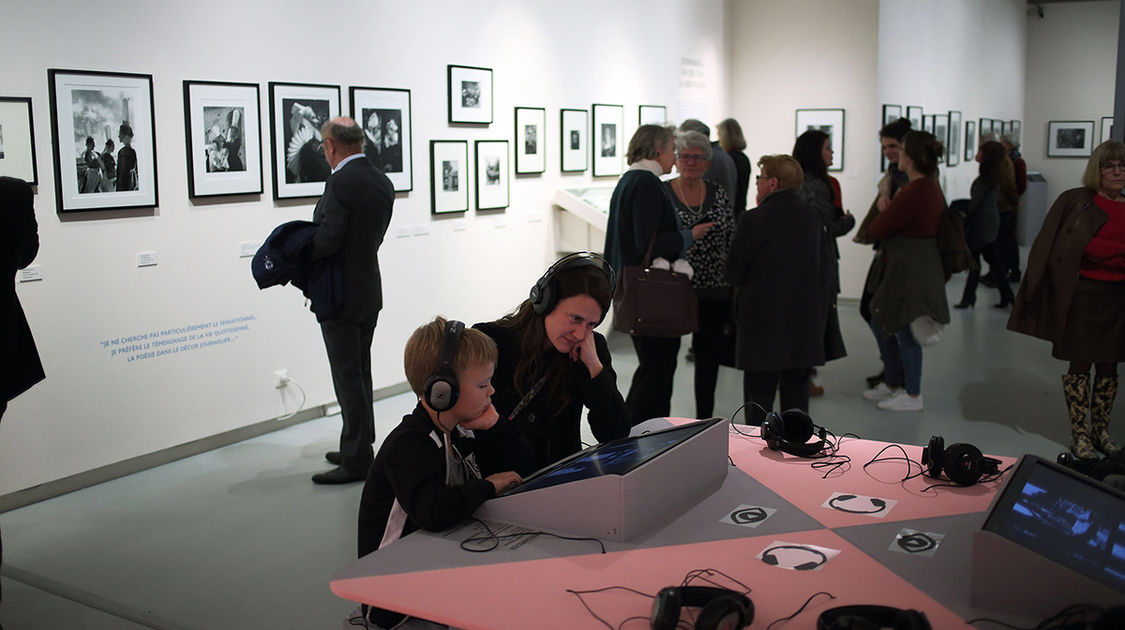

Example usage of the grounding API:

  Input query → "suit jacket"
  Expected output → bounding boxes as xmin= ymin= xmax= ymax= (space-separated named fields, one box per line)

xmin=1 ymin=176 xmax=45 ymax=404
xmin=310 ymin=156 xmax=394 ymax=325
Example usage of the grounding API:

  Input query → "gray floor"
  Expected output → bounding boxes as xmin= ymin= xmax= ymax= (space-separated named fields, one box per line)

xmin=0 ymin=273 xmax=1107 ymax=629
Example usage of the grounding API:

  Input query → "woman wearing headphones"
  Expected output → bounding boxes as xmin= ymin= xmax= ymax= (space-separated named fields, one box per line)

xmin=472 ymin=253 xmax=628 ymax=476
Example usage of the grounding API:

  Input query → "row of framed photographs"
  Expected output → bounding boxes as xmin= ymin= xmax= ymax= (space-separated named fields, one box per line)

xmin=881 ymin=104 xmax=1023 ymax=170
xmin=1045 ymin=118 xmax=1116 ymax=157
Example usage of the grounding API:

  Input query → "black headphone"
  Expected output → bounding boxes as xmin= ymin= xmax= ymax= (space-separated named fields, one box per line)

xmin=529 ymin=251 xmax=616 ymax=315
xmin=817 ymin=605 xmax=932 ymax=630
xmin=828 ymin=494 xmax=888 ymax=515
xmin=920 ymin=436 xmax=1001 ymax=486
xmin=651 ymin=586 xmax=754 ymax=630
xmin=761 ymin=409 xmax=828 ymax=457
xmin=422 ymin=319 xmax=465 ymax=412
xmin=760 ymin=544 xmax=828 ymax=571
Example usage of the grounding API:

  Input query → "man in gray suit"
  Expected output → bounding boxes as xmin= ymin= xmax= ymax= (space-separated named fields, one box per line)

xmin=310 ymin=117 xmax=394 ymax=484
xmin=680 ymin=119 xmax=737 ymax=200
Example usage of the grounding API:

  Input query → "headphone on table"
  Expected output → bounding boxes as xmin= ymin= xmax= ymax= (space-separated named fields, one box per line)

xmin=920 ymin=435 xmax=1001 ymax=486
xmin=761 ymin=409 xmax=829 ymax=457
xmin=817 ymin=605 xmax=931 ymax=630
xmin=828 ymin=494 xmax=887 ymax=515
xmin=529 ymin=251 xmax=616 ymax=315
xmin=651 ymin=586 xmax=754 ymax=630
xmin=760 ymin=544 xmax=828 ymax=571
xmin=422 ymin=319 xmax=465 ymax=412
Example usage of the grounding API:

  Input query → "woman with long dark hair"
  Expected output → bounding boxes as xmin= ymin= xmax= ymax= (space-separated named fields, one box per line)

xmin=956 ymin=140 xmax=1015 ymax=308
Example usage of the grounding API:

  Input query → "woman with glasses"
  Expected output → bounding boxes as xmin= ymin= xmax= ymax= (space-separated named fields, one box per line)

xmin=1010 ymin=140 xmax=1125 ymax=460
xmin=664 ymin=130 xmax=736 ymax=418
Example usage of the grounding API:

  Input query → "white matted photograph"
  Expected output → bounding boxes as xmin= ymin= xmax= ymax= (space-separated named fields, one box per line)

xmin=592 ymin=103 xmax=624 ymax=177
xmin=947 ymin=111 xmax=962 ymax=167
xmin=638 ymin=105 xmax=667 ymax=125
xmin=795 ymin=108 xmax=845 ymax=172
xmin=560 ymin=108 xmax=588 ymax=173
xmin=475 ymin=139 xmax=508 ymax=211
xmin=1047 ymin=120 xmax=1095 ymax=158
xmin=1009 ymin=119 xmax=1021 ymax=144
xmin=430 ymin=140 xmax=468 ymax=214
xmin=907 ymin=105 xmax=922 ymax=130
xmin=447 ymin=65 xmax=492 ymax=124
xmin=514 ymin=106 xmax=545 ymax=175
xmin=48 ymin=69 xmax=157 ymax=212
xmin=0 ymin=97 xmax=38 ymax=184
xmin=268 ymin=82 xmax=339 ymax=200
xmin=965 ymin=120 xmax=977 ymax=162
xmin=351 ymin=86 xmax=412 ymax=192
xmin=183 ymin=80 xmax=262 ymax=198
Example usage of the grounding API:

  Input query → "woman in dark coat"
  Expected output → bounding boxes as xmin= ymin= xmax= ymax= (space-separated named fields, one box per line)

xmin=1009 ymin=140 xmax=1125 ymax=460
xmin=955 ymin=141 xmax=1014 ymax=309
xmin=725 ymin=155 xmax=830 ymax=425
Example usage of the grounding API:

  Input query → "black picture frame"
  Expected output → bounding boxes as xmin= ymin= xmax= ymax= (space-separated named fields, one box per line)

xmin=514 ymin=106 xmax=546 ymax=175
xmin=907 ymin=106 xmax=923 ymax=130
xmin=638 ymin=105 xmax=667 ymax=125
xmin=48 ymin=68 xmax=158 ymax=213
xmin=447 ymin=65 xmax=492 ymax=125
xmin=795 ymin=108 xmax=845 ymax=172
xmin=965 ymin=120 xmax=977 ymax=162
xmin=560 ymin=108 xmax=588 ymax=173
xmin=0 ymin=96 xmax=38 ymax=185
xmin=1103 ymin=117 xmax=1114 ymax=144
xmin=430 ymin=140 xmax=469 ymax=214
xmin=350 ymin=86 xmax=413 ymax=192
xmin=933 ymin=113 xmax=949 ymax=164
xmin=1047 ymin=120 xmax=1095 ymax=157
xmin=922 ymin=114 xmax=935 ymax=133
xmin=183 ymin=80 xmax=263 ymax=198
xmin=881 ymin=104 xmax=902 ymax=172
xmin=947 ymin=110 xmax=962 ymax=167
xmin=268 ymin=81 xmax=340 ymax=200
xmin=592 ymin=103 xmax=624 ymax=177
xmin=1009 ymin=120 xmax=1022 ymax=145
xmin=475 ymin=139 xmax=509 ymax=211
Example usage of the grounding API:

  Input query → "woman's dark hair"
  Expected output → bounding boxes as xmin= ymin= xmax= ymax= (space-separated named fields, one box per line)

xmin=978 ymin=141 xmax=1007 ymax=186
xmin=494 ymin=265 xmax=613 ymax=407
xmin=792 ymin=130 xmax=830 ymax=184
xmin=879 ymin=117 xmax=911 ymax=142
xmin=902 ymin=130 xmax=944 ymax=177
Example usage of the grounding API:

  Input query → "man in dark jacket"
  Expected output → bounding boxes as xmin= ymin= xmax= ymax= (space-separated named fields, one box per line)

xmin=310 ymin=117 xmax=394 ymax=484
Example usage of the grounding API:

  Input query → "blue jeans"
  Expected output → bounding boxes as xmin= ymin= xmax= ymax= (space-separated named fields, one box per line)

xmin=869 ymin=320 xmax=923 ymax=395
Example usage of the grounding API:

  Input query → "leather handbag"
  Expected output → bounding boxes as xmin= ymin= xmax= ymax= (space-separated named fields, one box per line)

xmin=612 ymin=237 xmax=698 ymax=337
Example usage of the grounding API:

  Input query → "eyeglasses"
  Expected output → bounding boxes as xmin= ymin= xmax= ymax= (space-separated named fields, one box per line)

xmin=755 ymin=175 xmax=775 ymax=182
xmin=1101 ymin=162 xmax=1125 ymax=172
xmin=677 ymin=154 xmax=707 ymax=163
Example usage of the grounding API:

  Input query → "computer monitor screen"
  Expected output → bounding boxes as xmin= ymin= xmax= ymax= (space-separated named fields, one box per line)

xmin=982 ymin=455 xmax=1125 ymax=594
xmin=502 ymin=418 xmax=722 ymax=496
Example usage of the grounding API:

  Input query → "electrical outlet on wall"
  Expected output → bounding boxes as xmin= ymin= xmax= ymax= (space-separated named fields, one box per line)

xmin=274 ymin=369 xmax=289 ymax=388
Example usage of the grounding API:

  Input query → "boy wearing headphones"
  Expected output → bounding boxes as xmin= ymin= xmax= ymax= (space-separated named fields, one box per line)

xmin=355 ymin=317 xmax=522 ymax=628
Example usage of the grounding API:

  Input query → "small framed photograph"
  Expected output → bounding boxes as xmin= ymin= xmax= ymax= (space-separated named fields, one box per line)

xmin=592 ymin=103 xmax=624 ymax=177
xmin=350 ymin=86 xmax=412 ymax=192
xmin=48 ymin=69 xmax=158 ymax=213
xmin=268 ymin=82 xmax=339 ymax=200
xmin=795 ymin=108 xmax=845 ymax=172
xmin=965 ymin=120 xmax=977 ymax=162
xmin=475 ymin=139 xmax=509 ymax=211
xmin=638 ymin=105 xmax=667 ymax=125
xmin=1009 ymin=119 xmax=1021 ymax=144
xmin=447 ymin=65 xmax=492 ymax=125
xmin=922 ymin=114 xmax=934 ymax=133
xmin=882 ymin=104 xmax=902 ymax=126
xmin=906 ymin=105 xmax=923 ymax=130
xmin=183 ymin=81 xmax=262 ymax=198
xmin=0 ymin=97 xmax=38 ymax=184
xmin=947 ymin=111 xmax=962 ymax=167
xmin=1047 ymin=121 xmax=1095 ymax=157
xmin=514 ymin=106 xmax=546 ymax=175
xmin=979 ymin=118 xmax=993 ymax=135
xmin=560 ymin=108 xmax=588 ymax=173
xmin=1102 ymin=117 xmax=1113 ymax=144
xmin=933 ymin=113 xmax=949 ymax=163
xmin=430 ymin=140 xmax=469 ymax=214
xmin=998 ymin=120 xmax=1009 ymax=136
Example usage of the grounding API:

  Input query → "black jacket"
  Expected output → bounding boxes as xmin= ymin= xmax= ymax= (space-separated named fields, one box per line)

xmin=251 ymin=220 xmax=342 ymax=322
xmin=1 ymin=176 xmax=44 ymax=404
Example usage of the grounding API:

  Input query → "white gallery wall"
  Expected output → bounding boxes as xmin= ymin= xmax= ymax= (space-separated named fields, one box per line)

xmin=0 ymin=0 xmax=729 ymax=497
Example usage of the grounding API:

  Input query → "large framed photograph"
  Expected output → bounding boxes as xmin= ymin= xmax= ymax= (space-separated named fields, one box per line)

xmin=795 ymin=108 xmax=845 ymax=172
xmin=933 ymin=113 xmax=949 ymax=164
xmin=592 ymin=103 xmax=624 ymax=177
xmin=183 ymin=81 xmax=262 ymax=198
xmin=48 ymin=69 xmax=157 ymax=213
xmin=350 ymin=86 xmax=412 ymax=192
xmin=514 ymin=106 xmax=546 ymax=175
xmin=430 ymin=140 xmax=468 ymax=214
xmin=447 ymin=65 xmax=492 ymax=125
xmin=560 ymin=108 xmax=588 ymax=173
xmin=907 ymin=105 xmax=923 ymax=130
xmin=475 ymin=140 xmax=509 ymax=211
xmin=1102 ymin=117 xmax=1113 ymax=144
xmin=268 ymin=82 xmax=339 ymax=200
xmin=0 ymin=97 xmax=38 ymax=184
xmin=1047 ymin=121 xmax=1095 ymax=157
xmin=947 ymin=110 xmax=962 ymax=167
xmin=965 ymin=120 xmax=977 ymax=162
xmin=638 ymin=105 xmax=667 ymax=125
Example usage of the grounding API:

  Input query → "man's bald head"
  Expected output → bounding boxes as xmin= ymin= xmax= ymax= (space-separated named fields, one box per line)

xmin=321 ymin=117 xmax=365 ymax=151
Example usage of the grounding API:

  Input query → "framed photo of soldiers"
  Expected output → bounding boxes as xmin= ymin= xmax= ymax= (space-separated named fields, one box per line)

xmin=268 ymin=81 xmax=339 ymax=200
xmin=350 ymin=86 xmax=412 ymax=192
xmin=183 ymin=80 xmax=263 ymax=198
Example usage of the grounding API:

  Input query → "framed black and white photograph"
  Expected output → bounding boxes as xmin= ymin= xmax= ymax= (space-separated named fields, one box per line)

xmin=560 ymin=108 xmax=588 ymax=173
xmin=1009 ymin=120 xmax=1021 ymax=144
xmin=795 ymin=108 xmax=845 ymax=172
xmin=947 ymin=111 xmax=961 ymax=167
xmin=965 ymin=120 xmax=977 ymax=162
xmin=475 ymin=139 xmax=508 ymax=211
xmin=183 ymin=81 xmax=262 ymax=198
xmin=48 ymin=69 xmax=157 ymax=213
xmin=922 ymin=114 xmax=934 ymax=133
xmin=907 ymin=105 xmax=923 ymax=130
xmin=882 ymin=104 xmax=902 ymax=126
xmin=268 ymin=82 xmax=339 ymax=200
xmin=1047 ymin=120 xmax=1095 ymax=157
xmin=447 ymin=65 xmax=492 ymax=125
xmin=1102 ymin=117 xmax=1114 ymax=144
xmin=998 ymin=120 xmax=1008 ymax=136
xmin=979 ymin=118 xmax=993 ymax=136
xmin=0 ymin=97 xmax=37 ymax=184
xmin=933 ymin=113 xmax=949 ymax=164
xmin=514 ymin=106 xmax=546 ymax=175
xmin=350 ymin=86 xmax=412 ymax=192
xmin=592 ymin=103 xmax=624 ymax=177
xmin=638 ymin=105 xmax=667 ymax=125
xmin=430 ymin=140 xmax=468 ymax=214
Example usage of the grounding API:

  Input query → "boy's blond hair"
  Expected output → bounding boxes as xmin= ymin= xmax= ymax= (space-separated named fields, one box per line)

xmin=404 ymin=316 xmax=497 ymax=397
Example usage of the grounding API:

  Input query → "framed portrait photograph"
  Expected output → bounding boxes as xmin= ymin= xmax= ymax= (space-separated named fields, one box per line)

xmin=268 ymin=82 xmax=339 ymax=200
xmin=560 ymin=108 xmax=588 ymax=173
xmin=351 ymin=86 xmax=412 ymax=192
xmin=1102 ymin=117 xmax=1114 ymax=144
xmin=592 ymin=103 xmax=624 ymax=177
xmin=48 ymin=69 xmax=157 ymax=213
xmin=447 ymin=65 xmax=492 ymax=125
xmin=933 ymin=113 xmax=949 ymax=163
xmin=947 ymin=110 xmax=962 ymax=167
xmin=638 ymin=105 xmax=667 ymax=125
xmin=183 ymin=81 xmax=262 ymax=198
xmin=965 ymin=120 xmax=977 ymax=162
xmin=475 ymin=139 xmax=509 ymax=211
xmin=430 ymin=140 xmax=468 ymax=214
xmin=795 ymin=108 xmax=845 ymax=172
xmin=514 ymin=106 xmax=546 ymax=175
xmin=1047 ymin=121 xmax=1095 ymax=157
xmin=907 ymin=105 xmax=923 ymax=130
xmin=0 ymin=97 xmax=38 ymax=184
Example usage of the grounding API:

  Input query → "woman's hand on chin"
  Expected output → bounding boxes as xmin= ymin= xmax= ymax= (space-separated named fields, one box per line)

xmin=570 ymin=333 xmax=603 ymax=378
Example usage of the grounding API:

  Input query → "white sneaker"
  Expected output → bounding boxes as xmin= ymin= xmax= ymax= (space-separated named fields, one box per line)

xmin=862 ymin=382 xmax=900 ymax=401
xmin=877 ymin=391 xmax=924 ymax=411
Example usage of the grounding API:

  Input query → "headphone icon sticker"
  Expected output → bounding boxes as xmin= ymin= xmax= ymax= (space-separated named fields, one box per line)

xmin=721 ymin=504 xmax=776 ymax=529
xmin=757 ymin=541 xmax=838 ymax=571
xmin=889 ymin=529 xmax=943 ymax=557
xmin=823 ymin=492 xmax=898 ymax=518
